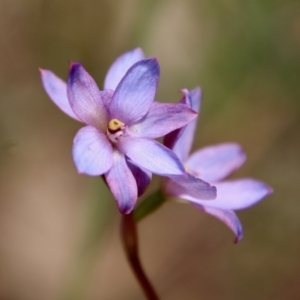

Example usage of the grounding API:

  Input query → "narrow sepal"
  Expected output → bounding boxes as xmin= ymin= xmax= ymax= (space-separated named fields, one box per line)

xmin=40 ymin=69 xmax=80 ymax=121
xmin=129 ymin=102 xmax=197 ymax=139
xmin=194 ymin=205 xmax=244 ymax=243
xmin=67 ymin=62 xmax=108 ymax=131
xmin=164 ymin=88 xmax=201 ymax=161
xmin=105 ymin=151 xmax=138 ymax=214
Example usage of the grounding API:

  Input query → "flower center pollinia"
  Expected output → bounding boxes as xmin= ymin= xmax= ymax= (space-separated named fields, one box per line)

xmin=107 ymin=118 xmax=126 ymax=143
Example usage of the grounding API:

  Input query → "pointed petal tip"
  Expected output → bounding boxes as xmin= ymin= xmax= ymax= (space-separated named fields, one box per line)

xmin=234 ymin=226 xmax=243 ymax=243
xmin=133 ymin=47 xmax=144 ymax=54
xmin=69 ymin=62 xmax=82 ymax=73
xmin=145 ymin=57 xmax=160 ymax=71
xmin=192 ymin=86 xmax=201 ymax=92
xmin=147 ymin=56 xmax=158 ymax=62
xmin=194 ymin=205 xmax=244 ymax=243
xmin=234 ymin=234 xmax=243 ymax=244
xmin=69 ymin=61 xmax=80 ymax=67
xmin=266 ymin=185 xmax=274 ymax=195
xmin=39 ymin=68 xmax=46 ymax=74
xmin=179 ymin=88 xmax=189 ymax=95
xmin=191 ymin=86 xmax=202 ymax=97
xmin=254 ymin=180 xmax=274 ymax=199
xmin=39 ymin=68 xmax=48 ymax=78
xmin=179 ymin=87 xmax=201 ymax=95
xmin=39 ymin=68 xmax=53 ymax=77
xmin=68 ymin=62 xmax=82 ymax=81
xmin=236 ymin=143 xmax=247 ymax=156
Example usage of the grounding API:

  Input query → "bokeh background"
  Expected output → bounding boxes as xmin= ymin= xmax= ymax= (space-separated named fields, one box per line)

xmin=0 ymin=0 xmax=299 ymax=299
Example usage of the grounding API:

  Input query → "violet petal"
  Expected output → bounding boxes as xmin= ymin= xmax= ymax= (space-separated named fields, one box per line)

xmin=194 ymin=205 xmax=243 ymax=243
xmin=110 ymin=58 xmax=160 ymax=125
xmin=105 ymin=151 xmax=138 ymax=214
xmin=40 ymin=69 xmax=80 ymax=121
xmin=67 ymin=62 xmax=108 ymax=131
xmin=164 ymin=173 xmax=217 ymax=200
xmin=118 ymin=137 xmax=185 ymax=176
xmin=164 ymin=87 xmax=201 ymax=162
xmin=104 ymin=48 xmax=145 ymax=90
xmin=72 ymin=126 xmax=113 ymax=175
xmin=180 ymin=178 xmax=273 ymax=210
xmin=186 ymin=143 xmax=247 ymax=182
xmin=129 ymin=102 xmax=197 ymax=139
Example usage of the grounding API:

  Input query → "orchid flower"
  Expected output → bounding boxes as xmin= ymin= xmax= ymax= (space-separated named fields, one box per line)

xmin=40 ymin=49 xmax=216 ymax=214
xmin=163 ymin=88 xmax=273 ymax=242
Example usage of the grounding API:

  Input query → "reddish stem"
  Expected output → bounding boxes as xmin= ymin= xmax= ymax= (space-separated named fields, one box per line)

xmin=121 ymin=212 xmax=159 ymax=300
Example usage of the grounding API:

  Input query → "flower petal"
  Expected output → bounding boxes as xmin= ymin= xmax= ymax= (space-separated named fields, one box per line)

xmin=105 ymin=151 xmax=138 ymax=214
xmin=104 ymin=48 xmax=145 ymax=90
xmin=164 ymin=174 xmax=217 ymax=200
xmin=40 ymin=69 xmax=80 ymax=121
xmin=110 ymin=58 xmax=160 ymax=125
xmin=194 ymin=205 xmax=243 ymax=243
xmin=118 ymin=137 xmax=185 ymax=176
xmin=164 ymin=88 xmax=201 ymax=162
xmin=127 ymin=160 xmax=152 ymax=197
xmin=186 ymin=143 xmax=247 ymax=182
xmin=181 ymin=178 xmax=273 ymax=210
xmin=129 ymin=102 xmax=197 ymax=139
xmin=67 ymin=62 xmax=108 ymax=131
xmin=72 ymin=126 xmax=113 ymax=175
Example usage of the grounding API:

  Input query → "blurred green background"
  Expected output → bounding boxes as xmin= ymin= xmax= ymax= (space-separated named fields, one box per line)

xmin=0 ymin=0 xmax=299 ymax=299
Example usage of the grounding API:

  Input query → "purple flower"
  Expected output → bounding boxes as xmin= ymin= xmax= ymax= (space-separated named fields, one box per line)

xmin=163 ymin=88 xmax=273 ymax=242
xmin=40 ymin=49 xmax=215 ymax=213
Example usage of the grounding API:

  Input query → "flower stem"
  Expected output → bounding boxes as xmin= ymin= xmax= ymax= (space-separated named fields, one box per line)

xmin=121 ymin=212 xmax=160 ymax=300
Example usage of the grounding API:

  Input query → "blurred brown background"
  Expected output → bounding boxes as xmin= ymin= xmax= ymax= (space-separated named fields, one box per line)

xmin=0 ymin=0 xmax=299 ymax=299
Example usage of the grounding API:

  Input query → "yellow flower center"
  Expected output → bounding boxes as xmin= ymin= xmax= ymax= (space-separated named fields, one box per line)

xmin=108 ymin=119 xmax=125 ymax=133
xmin=107 ymin=119 xmax=126 ymax=143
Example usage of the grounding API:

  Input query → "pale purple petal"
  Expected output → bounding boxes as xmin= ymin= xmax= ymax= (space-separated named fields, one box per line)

xmin=109 ymin=58 xmax=160 ymax=125
xmin=164 ymin=174 xmax=217 ymax=200
xmin=129 ymin=102 xmax=197 ymax=139
xmin=117 ymin=137 xmax=185 ymax=176
xmin=194 ymin=205 xmax=243 ymax=243
xmin=40 ymin=69 xmax=80 ymax=121
xmin=186 ymin=143 xmax=247 ymax=182
xmin=164 ymin=88 xmax=201 ymax=162
xmin=67 ymin=62 xmax=108 ymax=131
xmin=181 ymin=178 xmax=273 ymax=210
xmin=104 ymin=48 xmax=145 ymax=90
xmin=72 ymin=126 xmax=113 ymax=175
xmin=127 ymin=160 xmax=152 ymax=197
xmin=188 ymin=88 xmax=202 ymax=112
xmin=105 ymin=151 xmax=138 ymax=214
